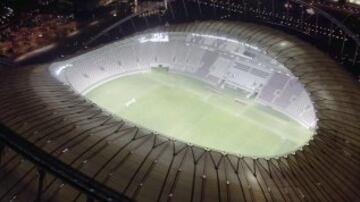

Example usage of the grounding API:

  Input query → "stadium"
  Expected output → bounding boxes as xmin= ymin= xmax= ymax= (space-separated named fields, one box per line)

xmin=0 ymin=0 xmax=359 ymax=202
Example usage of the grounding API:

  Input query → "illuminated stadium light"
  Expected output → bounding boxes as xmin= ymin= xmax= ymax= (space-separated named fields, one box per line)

xmin=191 ymin=33 xmax=261 ymax=51
xmin=139 ymin=33 xmax=169 ymax=43
xmin=55 ymin=63 xmax=73 ymax=75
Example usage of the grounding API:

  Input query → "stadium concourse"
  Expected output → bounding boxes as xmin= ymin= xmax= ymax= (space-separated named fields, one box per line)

xmin=0 ymin=20 xmax=360 ymax=202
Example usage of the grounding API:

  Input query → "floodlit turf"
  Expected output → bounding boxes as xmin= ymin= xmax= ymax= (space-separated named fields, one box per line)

xmin=85 ymin=70 xmax=313 ymax=158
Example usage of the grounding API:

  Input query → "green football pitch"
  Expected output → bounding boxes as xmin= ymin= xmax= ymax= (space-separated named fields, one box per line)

xmin=85 ymin=70 xmax=313 ymax=158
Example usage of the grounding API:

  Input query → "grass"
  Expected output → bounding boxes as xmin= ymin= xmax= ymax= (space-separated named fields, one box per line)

xmin=85 ymin=70 xmax=313 ymax=158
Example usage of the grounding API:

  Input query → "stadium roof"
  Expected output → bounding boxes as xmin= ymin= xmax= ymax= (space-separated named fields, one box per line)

xmin=0 ymin=21 xmax=359 ymax=202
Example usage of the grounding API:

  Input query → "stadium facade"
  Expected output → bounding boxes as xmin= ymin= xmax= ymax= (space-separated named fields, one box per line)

xmin=0 ymin=1 xmax=360 ymax=202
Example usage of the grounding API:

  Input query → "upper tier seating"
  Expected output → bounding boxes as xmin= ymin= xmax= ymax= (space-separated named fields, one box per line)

xmin=50 ymin=31 xmax=316 ymax=128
